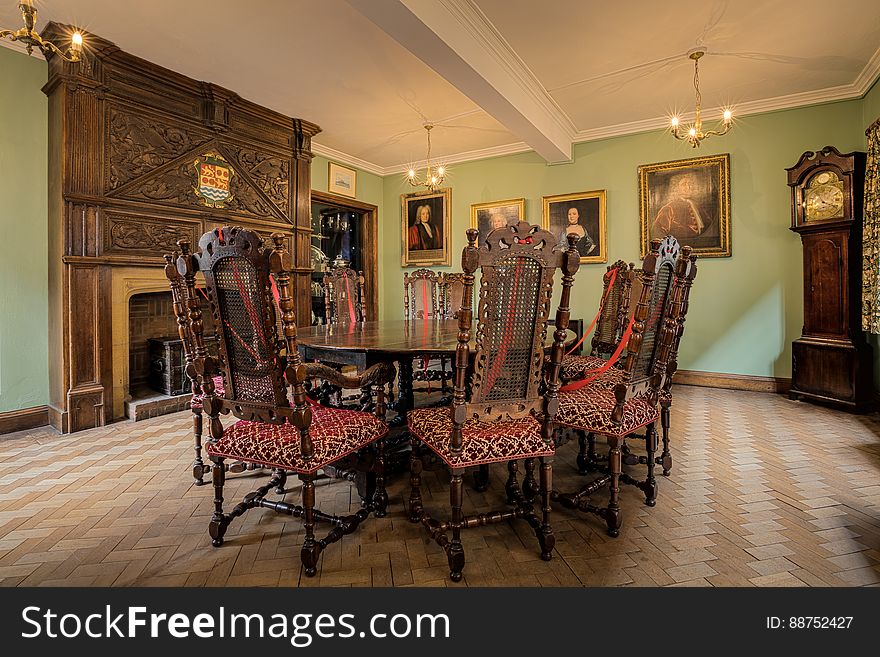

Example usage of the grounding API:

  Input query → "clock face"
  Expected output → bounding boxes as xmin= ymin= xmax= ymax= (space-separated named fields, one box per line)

xmin=804 ymin=170 xmax=845 ymax=222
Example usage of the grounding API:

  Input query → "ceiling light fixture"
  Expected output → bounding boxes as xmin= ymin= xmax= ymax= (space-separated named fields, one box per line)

xmin=406 ymin=124 xmax=446 ymax=192
xmin=1 ymin=1 xmax=82 ymax=62
xmin=669 ymin=50 xmax=732 ymax=148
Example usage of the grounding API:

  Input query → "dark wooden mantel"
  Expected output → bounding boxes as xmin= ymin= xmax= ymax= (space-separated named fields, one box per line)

xmin=42 ymin=22 xmax=320 ymax=432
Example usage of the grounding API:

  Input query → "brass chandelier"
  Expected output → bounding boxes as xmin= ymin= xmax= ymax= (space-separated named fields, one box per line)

xmin=1 ymin=1 xmax=82 ymax=62
xmin=669 ymin=50 xmax=732 ymax=148
xmin=406 ymin=124 xmax=447 ymax=192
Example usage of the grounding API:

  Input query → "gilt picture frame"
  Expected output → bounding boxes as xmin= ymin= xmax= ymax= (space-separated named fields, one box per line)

xmin=470 ymin=198 xmax=526 ymax=246
xmin=401 ymin=188 xmax=451 ymax=267
xmin=638 ymin=153 xmax=731 ymax=258
xmin=541 ymin=190 xmax=606 ymax=263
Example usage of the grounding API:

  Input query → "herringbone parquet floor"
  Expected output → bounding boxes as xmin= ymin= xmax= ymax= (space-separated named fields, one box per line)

xmin=1 ymin=386 xmax=879 ymax=587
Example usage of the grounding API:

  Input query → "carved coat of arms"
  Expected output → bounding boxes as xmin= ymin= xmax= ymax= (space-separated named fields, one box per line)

xmin=193 ymin=153 xmax=234 ymax=208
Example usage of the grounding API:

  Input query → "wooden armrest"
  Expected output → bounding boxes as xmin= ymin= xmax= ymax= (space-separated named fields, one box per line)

xmin=305 ymin=361 xmax=396 ymax=390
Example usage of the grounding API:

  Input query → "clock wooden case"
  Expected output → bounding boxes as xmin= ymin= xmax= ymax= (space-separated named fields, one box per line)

xmin=786 ymin=146 xmax=872 ymax=409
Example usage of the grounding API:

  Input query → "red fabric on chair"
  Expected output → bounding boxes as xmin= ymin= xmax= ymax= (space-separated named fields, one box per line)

xmin=408 ymin=407 xmax=553 ymax=469
xmin=556 ymin=388 xmax=658 ymax=437
xmin=205 ymin=403 xmax=388 ymax=474
xmin=190 ymin=376 xmax=226 ymax=410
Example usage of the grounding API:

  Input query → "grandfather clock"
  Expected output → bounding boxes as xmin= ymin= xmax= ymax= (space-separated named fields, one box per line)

xmin=786 ymin=146 xmax=872 ymax=409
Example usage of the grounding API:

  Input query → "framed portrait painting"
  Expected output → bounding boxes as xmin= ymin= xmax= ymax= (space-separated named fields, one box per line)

xmin=541 ymin=190 xmax=606 ymax=263
xmin=401 ymin=188 xmax=451 ymax=267
xmin=328 ymin=161 xmax=357 ymax=198
xmin=470 ymin=197 xmax=525 ymax=246
xmin=638 ymin=153 xmax=730 ymax=258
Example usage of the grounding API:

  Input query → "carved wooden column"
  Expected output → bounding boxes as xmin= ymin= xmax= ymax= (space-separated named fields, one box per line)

xmin=42 ymin=23 xmax=319 ymax=432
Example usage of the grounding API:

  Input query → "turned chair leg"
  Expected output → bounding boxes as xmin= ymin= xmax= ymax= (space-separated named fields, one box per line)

xmin=448 ymin=470 xmax=466 ymax=582
xmin=538 ymin=456 xmax=554 ymax=560
xmin=408 ymin=437 xmax=424 ymax=522
xmin=644 ymin=423 xmax=658 ymax=507
xmin=274 ymin=468 xmax=287 ymax=496
xmin=523 ymin=458 xmax=539 ymax=501
xmin=605 ymin=440 xmax=622 ymax=537
xmin=192 ymin=410 xmax=207 ymax=485
xmin=505 ymin=460 xmax=520 ymax=503
xmin=659 ymin=402 xmax=673 ymax=476
xmin=373 ymin=438 xmax=388 ymax=517
xmin=300 ymin=473 xmax=321 ymax=577
xmin=208 ymin=456 xmax=227 ymax=547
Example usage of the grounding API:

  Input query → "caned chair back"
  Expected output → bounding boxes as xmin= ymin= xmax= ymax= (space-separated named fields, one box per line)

xmin=454 ymin=222 xmax=579 ymax=428
xmin=661 ymin=250 xmax=699 ymax=395
xmin=614 ymin=236 xmax=684 ymax=402
xmin=324 ymin=266 xmax=366 ymax=326
xmin=590 ymin=259 xmax=635 ymax=359
xmin=438 ymin=272 xmax=467 ymax=320
xmin=403 ymin=268 xmax=440 ymax=320
xmin=169 ymin=228 xmax=313 ymax=450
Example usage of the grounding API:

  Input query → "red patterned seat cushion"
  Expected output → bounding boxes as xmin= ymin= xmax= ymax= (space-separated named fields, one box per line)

xmin=556 ymin=387 xmax=658 ymax=437
xmin=408 ymin=407 xmax=553 ymax=469
xmin=205 ymin=404 xmax=387 ymax=474
xmin=190 ymin=376 xmax=226 ymax=410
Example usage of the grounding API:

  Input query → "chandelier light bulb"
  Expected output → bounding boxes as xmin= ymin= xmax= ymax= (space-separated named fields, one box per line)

xmin=670 ymin=116 xmax=679 ymax=127
xmin=688 ymin=127 xmax=697 ymax=137
xmin=72 ymin=31 xmax=83 ymax=46
xmin=437 ymin=166 xmax=445 ymax=176
xmin=408 ymin=169 xmax=416 ymax=179
xmin=723 ymin=109 xmax=732 ymax=122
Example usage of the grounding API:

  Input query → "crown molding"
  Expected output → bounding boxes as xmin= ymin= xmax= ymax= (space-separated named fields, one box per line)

xmin=310 ymin=141 xmax=385 ymax=176
xmin=854 ymin=44 xmax=880 ymax=96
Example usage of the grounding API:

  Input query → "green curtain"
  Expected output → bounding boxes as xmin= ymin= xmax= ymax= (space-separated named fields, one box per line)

xmin=863 ymin=118 xmax=880 ymax=333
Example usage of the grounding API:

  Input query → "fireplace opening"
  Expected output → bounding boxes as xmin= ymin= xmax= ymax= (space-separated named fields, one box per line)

xmin=125 ymin=291 xmax=216 ymax=420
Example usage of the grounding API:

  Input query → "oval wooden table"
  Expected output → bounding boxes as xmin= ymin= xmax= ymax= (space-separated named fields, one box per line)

xmin=297 ymin=319 xmax=575 ymax=418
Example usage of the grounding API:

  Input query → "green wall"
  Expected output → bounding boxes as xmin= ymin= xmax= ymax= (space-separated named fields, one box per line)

xmin=1 ymin=40 xmax=880 ymax=416
xmin=381 ymin=100 xmax=868 ymax=379
xmin=0 ymin=47 xmax=48 ymax=413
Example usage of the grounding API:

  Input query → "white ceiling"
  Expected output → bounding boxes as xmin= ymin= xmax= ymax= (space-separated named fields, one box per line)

xmin=2 ymin=0 xmax=879 ymax=174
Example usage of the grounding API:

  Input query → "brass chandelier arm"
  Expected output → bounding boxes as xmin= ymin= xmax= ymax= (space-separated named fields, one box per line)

xmin=1 ymin=1 xmax=82 ymax=62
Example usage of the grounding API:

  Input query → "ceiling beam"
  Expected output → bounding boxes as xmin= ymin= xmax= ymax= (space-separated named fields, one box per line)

xmin=346 ymin=0 xmax=575 ymax=164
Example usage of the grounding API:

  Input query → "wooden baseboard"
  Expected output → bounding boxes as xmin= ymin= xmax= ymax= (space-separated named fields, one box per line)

xmin=0 ymin=405 xmax=50 ymax=436
xmin=674 ymin=370 xmax=791 ymax=394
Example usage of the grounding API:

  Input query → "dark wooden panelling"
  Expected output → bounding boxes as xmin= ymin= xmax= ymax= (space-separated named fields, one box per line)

xmin=43 ymin=22 xmax=319 ymax=431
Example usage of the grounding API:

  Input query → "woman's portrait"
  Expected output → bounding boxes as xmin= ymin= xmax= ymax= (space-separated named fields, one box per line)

xmin=542 ymin=190 xmax=607 ymax=263
xmin=401 ymin=188 xmax=451 ymax=266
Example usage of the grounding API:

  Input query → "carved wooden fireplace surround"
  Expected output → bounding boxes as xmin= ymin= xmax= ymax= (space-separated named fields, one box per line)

xmin=43 ymin=24 xmax=320 ymax=432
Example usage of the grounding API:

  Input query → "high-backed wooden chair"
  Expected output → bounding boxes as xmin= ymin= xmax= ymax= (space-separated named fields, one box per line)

xmin=324 ymin=265 xmax=367 ymax=325
xmin=171 ymin=227 xmax=394 ymax=576
xmin=407 ymin=223 xmax=579 ymax=581
xmin=551 ymin=238 xmax=689 ymax=537
xmin=438 ymin=272 xmax=467 ymax=319
xmin=655 ymin=251 xmax=698 ymax=475
xmin=404 ymin=268 xmax=440 ymax=319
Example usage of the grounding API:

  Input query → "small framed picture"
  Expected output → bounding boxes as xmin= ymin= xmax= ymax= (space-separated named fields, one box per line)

xmin=542 ymin=190 xmax=607 ymax=263
xmin=401 ymin=188 xmax=451 ymax=267
xmin=328 ymin=161 xmax=357 ymax=198
xmin=470 ymin=198 xmax=525 ymax=246
xmin=638 ymin=154 xmax=730 ymax=257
